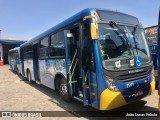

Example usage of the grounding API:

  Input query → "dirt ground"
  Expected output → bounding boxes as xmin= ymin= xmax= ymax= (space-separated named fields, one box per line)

xmin=0 ymin=65 xmax=159 ymax=120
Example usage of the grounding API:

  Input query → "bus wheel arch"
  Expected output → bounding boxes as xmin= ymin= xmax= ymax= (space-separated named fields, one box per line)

xmin=17 ymin=66 xmax=19 ymax=73
xmin=54 ymin=74 xmax=72 ymax=101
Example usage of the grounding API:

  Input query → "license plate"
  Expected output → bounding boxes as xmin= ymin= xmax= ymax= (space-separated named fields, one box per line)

xmin=134 ymin=90 xmax=143 ymax=97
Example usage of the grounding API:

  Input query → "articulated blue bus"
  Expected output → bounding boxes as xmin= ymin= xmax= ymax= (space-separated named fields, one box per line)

xmin=13 ymin=8 xmax=155 ymax=110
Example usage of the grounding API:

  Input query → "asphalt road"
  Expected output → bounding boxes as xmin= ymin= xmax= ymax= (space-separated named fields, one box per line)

xmin=0 ymin=65 xmax=159 ymax=120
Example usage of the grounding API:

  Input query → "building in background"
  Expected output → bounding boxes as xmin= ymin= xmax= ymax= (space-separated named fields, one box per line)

xmin=145 ymin=26 xmax=158 ymax=45
xmin=0 ymin=39 xmax=26 ymax=66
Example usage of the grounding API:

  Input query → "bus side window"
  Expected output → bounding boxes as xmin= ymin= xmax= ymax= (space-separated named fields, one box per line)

xmin=50 ymin=33 xmax=57 ymax=57
xmin=56 ymin=31 xmax=65 ymax=57
xmin=40 ymin=37 xmax=49 ymax=48
xmin=23 ymin=45 xmax=33 ymax=60
xmin=39 ymin=37 xmax=49 ymax=59
xmin=50 ymin=31 xmax=65 ymax=58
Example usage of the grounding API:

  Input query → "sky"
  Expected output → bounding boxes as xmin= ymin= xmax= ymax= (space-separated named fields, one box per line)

xmin=0 ymin=0 xmax=159 ymax=40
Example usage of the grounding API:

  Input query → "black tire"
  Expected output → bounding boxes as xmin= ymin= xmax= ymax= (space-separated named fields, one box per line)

xmin=17 ymin=67 xmax=19 ymax=74
xmin=27 ymin=70 xmax=33 ymax=84
xmin=59 ymin=78 xmax=72 ymax=101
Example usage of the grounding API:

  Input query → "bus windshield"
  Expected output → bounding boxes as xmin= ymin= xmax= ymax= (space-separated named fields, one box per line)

xmin=98 ymin=23 xmax=151 ymax=70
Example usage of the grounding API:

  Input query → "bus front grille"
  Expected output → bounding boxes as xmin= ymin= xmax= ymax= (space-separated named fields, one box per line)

xmin=117 ymin=70 xmax=151 ymax=82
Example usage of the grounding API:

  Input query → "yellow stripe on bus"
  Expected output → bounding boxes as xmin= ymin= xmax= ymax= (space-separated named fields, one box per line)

xmin=100 ymin=88 xmax=127 ymax=110
xmin=150 ymin=76 xmax=155 ymax=95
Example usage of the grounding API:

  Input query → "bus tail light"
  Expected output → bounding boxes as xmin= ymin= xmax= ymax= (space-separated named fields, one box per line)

xmin=105 ymin=76 xmax=119 ymax=92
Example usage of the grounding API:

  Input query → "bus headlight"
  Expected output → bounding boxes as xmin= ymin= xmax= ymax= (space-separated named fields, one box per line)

xmin=105 ymin=76 xmax=119 ymax=92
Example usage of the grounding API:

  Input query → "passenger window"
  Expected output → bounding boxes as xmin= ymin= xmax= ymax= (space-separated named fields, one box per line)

xmin=51 ymin=34 xmax=57 ymax=46
xmin=49 ymin=31 xmax=65 ymax=58
xmin=39 ymin=37 xmax=49 ymax=59
xmin=24 ymin=52 xmax=33 ymax=60
xmin=39 ymin=48 xmax=48 ymax=59
xmin=40 ymin=37 xmax=49 ymax=48
xmin=57 ymin=31 xmax=64 ymax=44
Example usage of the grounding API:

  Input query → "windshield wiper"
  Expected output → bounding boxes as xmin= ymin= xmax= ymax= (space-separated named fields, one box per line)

xmin=109 ymin=20 xmax=132 ymax=55
xmin=132 ymin=25 xmax=139 ymax=54
xmin=109 ymin=21 xmax=130 ymax=44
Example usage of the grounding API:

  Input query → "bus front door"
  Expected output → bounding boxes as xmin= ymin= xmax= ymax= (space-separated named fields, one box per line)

xmin=64 ymin=27 xmax=81 ymax=97
xmin=81 ymin=22 xmax=98 ymax=107
xmin=64 ymin=23 xmax=98 ymax=107
xmin=64 ymin=25 xmax=85 ymax=99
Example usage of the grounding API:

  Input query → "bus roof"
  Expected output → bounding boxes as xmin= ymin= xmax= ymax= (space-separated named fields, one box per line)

xmin=9 ymin=47 xmax=20 ymax=52
xmin=21 ymin=8 xmax=139 ymax=47
xmin=0 ymin=39 xmax=26 ymax=45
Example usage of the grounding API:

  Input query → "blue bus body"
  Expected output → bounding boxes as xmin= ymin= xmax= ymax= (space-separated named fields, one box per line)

xmin=17 ymin=8 xmax=155 ymax=110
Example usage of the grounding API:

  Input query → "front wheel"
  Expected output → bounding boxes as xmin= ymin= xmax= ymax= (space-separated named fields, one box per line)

xmin=59 ymin=78 xmax=72 ymax=101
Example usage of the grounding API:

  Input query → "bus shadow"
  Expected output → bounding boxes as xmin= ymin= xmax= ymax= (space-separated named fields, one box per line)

xmin=11 ymin=70 xmax=159 ymax=119
xmin=9 ymin=69 xmax=24 ymax=81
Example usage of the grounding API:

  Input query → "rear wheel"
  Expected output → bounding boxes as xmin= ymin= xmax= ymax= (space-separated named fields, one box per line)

xmin=59 ymin=78 xmax=72 ymax=101
xmin=27 ymin=70 xmax=33 ymax=84
xmin=17 ymin=67 xmax=19 ymax=74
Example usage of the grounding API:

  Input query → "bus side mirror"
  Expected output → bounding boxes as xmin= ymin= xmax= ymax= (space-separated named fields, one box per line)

xmin=83 ymin=16 xmax=99 ymax=40
xmin=90 ymin=23 xmax=98 ymax=40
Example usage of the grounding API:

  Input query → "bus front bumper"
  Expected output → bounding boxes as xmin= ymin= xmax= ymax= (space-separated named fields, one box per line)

xmin=100 ymin=78 xmax=155 ymax=111
xmin=100 ymin=88 xmax=126 ymax=110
